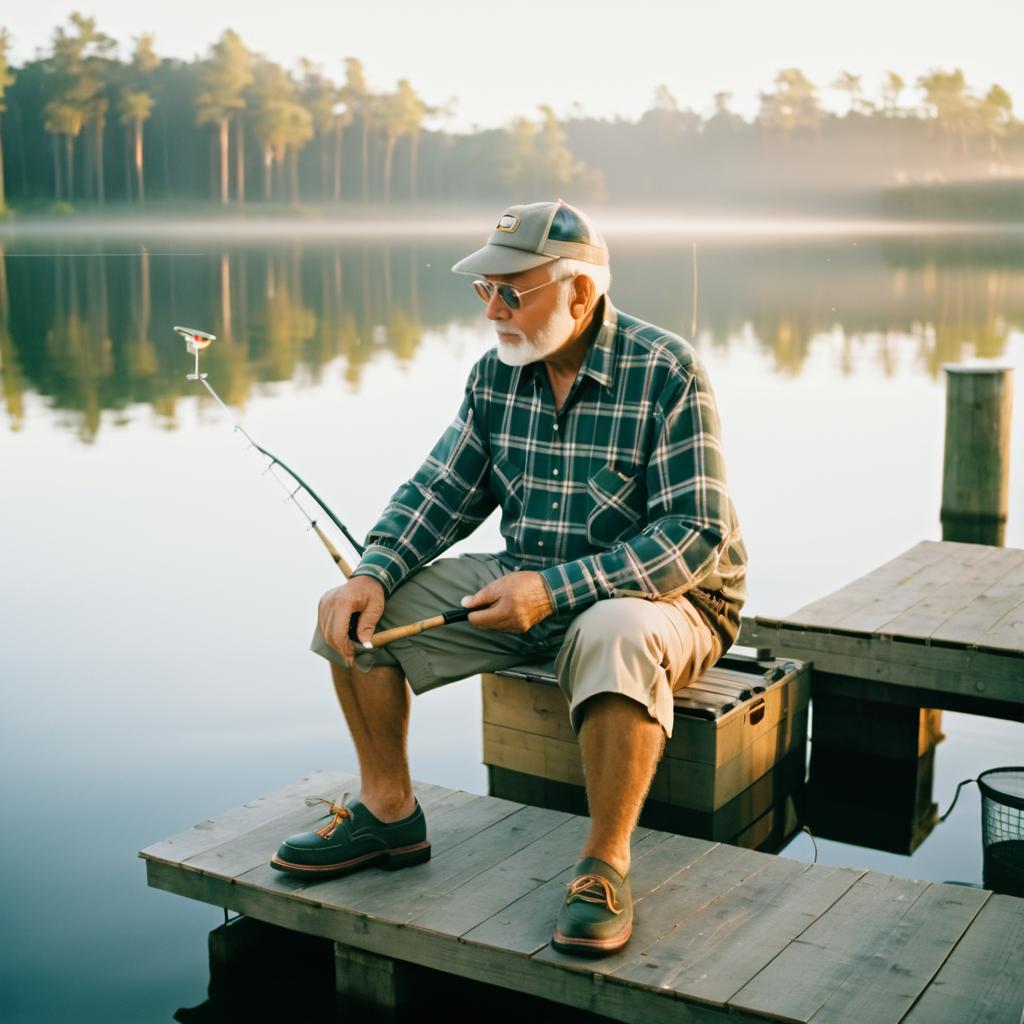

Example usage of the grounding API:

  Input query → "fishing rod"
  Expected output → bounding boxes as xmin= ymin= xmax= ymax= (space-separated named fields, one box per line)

xmin=175 ymin=325 xmax=473 ymax=649
xmin=178 ymin=327 xmax=359 ymax=574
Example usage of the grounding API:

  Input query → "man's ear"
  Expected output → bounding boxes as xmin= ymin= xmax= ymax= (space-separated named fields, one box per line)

xmin=571 ymin=274 xmax=595 ymax=319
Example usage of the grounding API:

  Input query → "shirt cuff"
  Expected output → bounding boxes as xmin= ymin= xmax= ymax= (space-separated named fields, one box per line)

xmin=351 ymin=544 xmax=414 ymax=597
xmin=539 ymin=558 xmax=611 ymax=616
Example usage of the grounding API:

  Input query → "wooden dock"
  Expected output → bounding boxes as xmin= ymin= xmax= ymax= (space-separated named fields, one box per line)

xmin=140 ymin=769 xmax=1024 ymax=1023
xmin=739 ymin=540 xmax=1024 ymax=721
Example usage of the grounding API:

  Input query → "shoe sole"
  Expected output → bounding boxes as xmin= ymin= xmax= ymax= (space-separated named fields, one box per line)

xmin=551 ymin=920 xmax=633 ymax=956
xmin=269 ymin=839 xmax=431 ymax=879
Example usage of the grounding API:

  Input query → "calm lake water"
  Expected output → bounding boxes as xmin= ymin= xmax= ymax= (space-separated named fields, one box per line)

xmin=1 ymin=218 xmax=1022 ymax=1022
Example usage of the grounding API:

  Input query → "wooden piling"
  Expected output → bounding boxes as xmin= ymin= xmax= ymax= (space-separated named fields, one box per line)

xmin=941 ymin=365 xmax=1014 ymax=545
xmin=335 ymin=942 xmax=436 ymax=1018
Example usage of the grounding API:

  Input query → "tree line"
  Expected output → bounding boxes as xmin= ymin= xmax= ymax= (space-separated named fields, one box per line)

xmin=0 ymin=16 xmax=1020 ymax=213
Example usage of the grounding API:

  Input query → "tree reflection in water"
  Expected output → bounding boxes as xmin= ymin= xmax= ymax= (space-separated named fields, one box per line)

xmin=1 ymin=231 xmax=1022 ymax=442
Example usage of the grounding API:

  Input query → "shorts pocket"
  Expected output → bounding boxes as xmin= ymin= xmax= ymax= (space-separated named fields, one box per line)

xmin=586 ymin=463 xmax=645 ymax=548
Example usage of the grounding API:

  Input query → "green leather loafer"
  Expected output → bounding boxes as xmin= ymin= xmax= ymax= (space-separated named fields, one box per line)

xmin=270 ymin=793 xmax=430 ymax=879
xmin=551 ymin=855 xmax=633 ymax=956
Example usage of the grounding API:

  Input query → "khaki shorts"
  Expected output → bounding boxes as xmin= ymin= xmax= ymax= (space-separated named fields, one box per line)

xmin=310 ymin=551 xmax=722 ymax=740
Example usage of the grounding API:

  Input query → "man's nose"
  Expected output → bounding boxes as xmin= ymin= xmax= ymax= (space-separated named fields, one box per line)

xmin=484 ymin=289 xmax=511 ymax=320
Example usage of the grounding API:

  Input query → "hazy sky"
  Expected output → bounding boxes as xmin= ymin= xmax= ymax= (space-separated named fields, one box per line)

xmin=7 ymin=0 xmax=1020 ymax=132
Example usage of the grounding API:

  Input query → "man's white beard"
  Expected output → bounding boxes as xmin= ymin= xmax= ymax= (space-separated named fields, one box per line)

xmin=494 ymin=293 xmax=577 ymax=367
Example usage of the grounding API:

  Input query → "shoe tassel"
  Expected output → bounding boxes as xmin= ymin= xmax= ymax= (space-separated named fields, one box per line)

xmin=305 ymin=792 xmax=352 ymax=839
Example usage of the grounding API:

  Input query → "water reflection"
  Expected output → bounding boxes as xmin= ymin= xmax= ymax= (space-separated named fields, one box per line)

xmin=2 ymin=233 xmax=1023 ymax=442
xmin=0 ymin=243 xmax=24 ymax=432
xmin=806 ymin=744 xmax=940 ymax=855
xmin=2 ymin=229 xmax=1022 ymax=1023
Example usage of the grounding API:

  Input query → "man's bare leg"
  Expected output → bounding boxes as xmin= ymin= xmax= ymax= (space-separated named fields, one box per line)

xmin=328 ymin=660 xmax=418 ymax=823
xmin=576 ymin=692 xmax=666 ymax=878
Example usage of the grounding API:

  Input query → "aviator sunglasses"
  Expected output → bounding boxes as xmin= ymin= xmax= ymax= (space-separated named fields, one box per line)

xmin=473 ymin=275 xmax=572 ymax=311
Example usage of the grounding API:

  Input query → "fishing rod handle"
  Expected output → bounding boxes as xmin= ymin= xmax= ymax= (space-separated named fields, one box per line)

xmin=352 ymin=607 xmax=472 ymax=649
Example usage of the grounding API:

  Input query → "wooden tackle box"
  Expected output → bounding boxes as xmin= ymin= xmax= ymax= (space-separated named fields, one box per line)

xmin=481 ymin=650 xmax=810 ymax=845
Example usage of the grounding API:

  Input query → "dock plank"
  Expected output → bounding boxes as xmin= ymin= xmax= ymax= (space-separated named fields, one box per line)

xmin=235 ymin=790 xmax=517 ymax=906
xmin=901 ymin=893 xmax=1024 ymax=1024
xmin=729 ymin=872 xmax=932 ymax=1021
xmin=935 ymin=553 xmax=1024 ymax=646
xmin=460 ymin=827 xmax=663 ymax=956
xmin=288 ymin=793 xmax=534 ymax=915
xmin=184 ymin=780 xmax=455 ymax=880
xmin=139 ymin=769 xmax=355 ymax=865
xmin=981 ymin=602 xmax=1024 ymax=653
xmin=615 ymin=859 xmax=865 ymax=1007
xmin=339 ymin=803 xmax=573 ymax=923
xmin=746 ymin=541 xmax=1024 ymax=721
xmin=878 ymin=546 xmax=1024 ymax=643
xmin=406 ymin=814 xmax=593 ymax=937
xmin=535 ymin=841 xmax=765 ymax=971
xmin=830 ymin=544 xmax=996 ymax=635
xmin=780 ymin=541 xmax=961 ymax=630
xmin=233 ymin=788 xmax=481 ymax=900
xmin=576 ymin=843 xmax=768 ymax=980
xmin=804 ymin=882 xmax=991 ymax=1024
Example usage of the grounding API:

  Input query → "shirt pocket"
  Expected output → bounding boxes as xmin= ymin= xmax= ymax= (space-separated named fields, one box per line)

xmin=586 ymin=463 xmax=645 ymax=548
xmin=489 ymin=452 xmax=526 ymax=545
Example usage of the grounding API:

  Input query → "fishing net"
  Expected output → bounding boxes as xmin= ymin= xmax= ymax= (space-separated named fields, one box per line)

xmin=979 ymin=767 xmax=1024 ymax=897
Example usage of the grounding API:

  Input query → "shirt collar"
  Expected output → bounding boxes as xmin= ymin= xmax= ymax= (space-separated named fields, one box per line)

xmin=579 ymin=292 xmax=617 ymax=388
xmin=520 ymin=292 xmax=618 ymax=391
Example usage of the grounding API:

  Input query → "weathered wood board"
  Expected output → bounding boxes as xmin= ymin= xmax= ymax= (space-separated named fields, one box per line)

xmin=738 ymin=541 xmax=1024 ymax=718
xmin=756 ymin=540 xmax=1024 ymax=653
xmin=141 ymin=773 xmax=1024 ymax=1024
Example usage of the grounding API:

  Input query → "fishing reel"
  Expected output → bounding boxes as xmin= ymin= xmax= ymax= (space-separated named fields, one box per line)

xmin=174 ymin=325 xmax=216 ymax=380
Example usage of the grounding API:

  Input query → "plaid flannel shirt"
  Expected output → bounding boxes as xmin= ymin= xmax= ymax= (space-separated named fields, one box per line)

xmin=352 ymin=294 xmax=747 ymax=648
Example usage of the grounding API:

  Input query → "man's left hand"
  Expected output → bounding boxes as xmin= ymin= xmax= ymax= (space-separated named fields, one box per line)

xmin=460 ymin=571 xmax=554 ymax=633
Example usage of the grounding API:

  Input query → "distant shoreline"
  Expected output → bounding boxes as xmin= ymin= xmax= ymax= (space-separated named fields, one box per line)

xmin=2 ymin=208 xmax=1022 ymax=241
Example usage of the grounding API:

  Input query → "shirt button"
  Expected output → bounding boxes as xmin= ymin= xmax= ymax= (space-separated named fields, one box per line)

xmin=552 ymin=424 xmax=559 ymax=432
xmin=551 ymin=502 xmax=559 ymax=509
xmin=552 ymin=468 xmax=559 ymax=476
xmin=538 ymin=540 xmax=544 ymax=547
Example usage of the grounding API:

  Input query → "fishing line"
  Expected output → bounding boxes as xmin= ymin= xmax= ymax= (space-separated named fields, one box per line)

xmin=175 ymin=324 xmax=472 ymax=648
xmin=178 ymin=324 xmax=363 ymax=568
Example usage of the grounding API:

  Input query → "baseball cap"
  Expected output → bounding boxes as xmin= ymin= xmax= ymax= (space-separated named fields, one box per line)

xmin=451 ymin=199 xmax=609 ymax=276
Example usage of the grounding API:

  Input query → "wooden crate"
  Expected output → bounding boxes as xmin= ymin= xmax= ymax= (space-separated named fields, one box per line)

xmin=487 ymin=744 xmax=807 ymax=848
xmin=481 ymin=652 xmax=810 ymax=816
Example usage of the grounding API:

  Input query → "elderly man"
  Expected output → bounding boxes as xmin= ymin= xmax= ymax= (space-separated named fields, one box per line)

xmin=272 ymin=199 xmax=747 ymax=957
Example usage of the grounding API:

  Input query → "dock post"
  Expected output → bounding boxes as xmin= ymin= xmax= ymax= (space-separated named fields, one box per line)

xmin=941 ymin=365 xmax=1014 ymax=545
xmin=335 ymin=942 xmax=437 ymax=1018
xmin=200 ymin=915 xmax=335 ymax=1012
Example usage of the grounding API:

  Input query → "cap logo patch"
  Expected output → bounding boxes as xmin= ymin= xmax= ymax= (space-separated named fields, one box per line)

xmin=496 ymin=213 xmax=520 ymax=233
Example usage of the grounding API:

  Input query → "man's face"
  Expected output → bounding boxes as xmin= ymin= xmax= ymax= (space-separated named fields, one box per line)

xmin=482 ymin=263 xmax=576 ymax=367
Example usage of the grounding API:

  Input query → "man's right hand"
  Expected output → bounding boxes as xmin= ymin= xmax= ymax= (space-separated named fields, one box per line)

xmin=318 ymin=575 xmax=387 ymax=665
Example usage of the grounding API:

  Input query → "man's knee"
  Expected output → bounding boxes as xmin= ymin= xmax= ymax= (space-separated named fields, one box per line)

xmin=563 ymin=598 xmax=665 ymax=661
xmin=558 ymin=599 xmax=683 ymax=741
xmin=312 ymin=622 xmax=402 ymax=674
xmin=576 ymin=690 xmax=651 ymax=728
xmin=330 ymin=656 xmax=405 ymax=684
